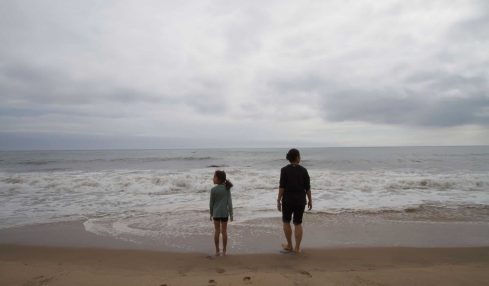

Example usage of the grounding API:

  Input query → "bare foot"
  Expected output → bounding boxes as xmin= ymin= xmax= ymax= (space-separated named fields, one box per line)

xmin=222 ymin=251 xmax=227 ymax=256
xmin=282 ymin=243 xmax=292 ymax=251
xmin=294 ymin=248 xmax=302 ymax=254
xmin=215 ymin=252 xmax=221 ymax=256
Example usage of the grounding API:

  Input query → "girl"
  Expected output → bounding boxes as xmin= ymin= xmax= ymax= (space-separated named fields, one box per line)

xmin=209 ymin=170 xmax=234 ymax=256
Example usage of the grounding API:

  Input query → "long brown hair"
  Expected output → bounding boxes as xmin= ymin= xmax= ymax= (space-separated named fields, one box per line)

xmin=214 ymin=170 xmax=233 ymax=190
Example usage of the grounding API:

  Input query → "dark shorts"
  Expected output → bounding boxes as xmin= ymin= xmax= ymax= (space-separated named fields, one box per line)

xmin=213 ymin=217 xmax=229 ymax=222
xmin=282 ymin=201 xmax=306 ymax=225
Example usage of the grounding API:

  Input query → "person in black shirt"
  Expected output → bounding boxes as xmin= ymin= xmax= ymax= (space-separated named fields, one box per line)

xmin=277 ymin=148 xmax=312 ymax=253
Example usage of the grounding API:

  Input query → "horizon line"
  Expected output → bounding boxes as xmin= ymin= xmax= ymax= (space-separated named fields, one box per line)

xmin=1 ymin=144 xmax=488 ymax=152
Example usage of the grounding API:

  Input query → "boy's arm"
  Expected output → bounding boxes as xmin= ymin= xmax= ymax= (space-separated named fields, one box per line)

xmin=277 ymin=168 xmax=285 ymax=211
xmin=306 ymin=169 xmax=312 ymax=210
xmin=277 ymin=187 xmax=285 ymax=211
xmin=306 ymin=189 xmax=312 ymax=210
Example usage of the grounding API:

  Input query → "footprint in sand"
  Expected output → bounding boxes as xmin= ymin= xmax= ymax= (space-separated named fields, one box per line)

xmin=24 ymin=275 xmax=54 ymax=286
xmin=299 ymin=270 xmax=312 ymax=278
xmin=216 ymin=268 xmax=226 ymax=274
xmin=208 ymin=279 xmax=217 ymax=286
xmin=243 ymin=276 xmax=252 ymax=284
xmin=354 ymin=276 xmax=387 ymax=286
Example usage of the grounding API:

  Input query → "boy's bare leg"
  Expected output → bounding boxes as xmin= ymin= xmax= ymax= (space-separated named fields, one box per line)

xmin=294 ymin=224 xmax=303 ymax=253
xmin=213 ymin=220 xmax=221 ymax=256
xmin=221 ymin=221 xmax=228 ymax=256
xmin=282 ymin=223 xmax=293 ymax=251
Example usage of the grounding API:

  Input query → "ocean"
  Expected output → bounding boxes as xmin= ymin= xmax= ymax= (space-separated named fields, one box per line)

xmin=1 ymin=146 xmax=489 ymax=249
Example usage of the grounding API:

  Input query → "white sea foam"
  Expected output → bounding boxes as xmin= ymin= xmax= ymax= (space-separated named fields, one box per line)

xmin=1 ymin=166 xmax=489 ymax=243
xmin=1 ymin=147 xmax=489 ymax=243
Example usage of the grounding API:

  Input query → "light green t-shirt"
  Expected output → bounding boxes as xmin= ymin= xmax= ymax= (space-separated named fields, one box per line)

xmin=209 ymin=184 xmax=233 ymax=219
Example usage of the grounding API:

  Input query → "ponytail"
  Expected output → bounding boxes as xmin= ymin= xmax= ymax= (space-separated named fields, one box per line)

xmin=225 ymin=179 xmax=233 ymax=190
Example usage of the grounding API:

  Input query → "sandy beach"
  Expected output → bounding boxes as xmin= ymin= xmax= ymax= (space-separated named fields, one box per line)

xmin=1 ymin=244 xmax=488 ymax=286
xmin=1 ymin=220 xmax=489 ymax=286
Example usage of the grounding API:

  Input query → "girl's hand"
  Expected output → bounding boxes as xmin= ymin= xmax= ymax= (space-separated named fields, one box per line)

xmin=210 ymin=215 xmax=213 ymax=221
xmin=277 ymin=201 xmax=282 ymax=212
xmin=230 ymin=217 xmax=234 ymax=222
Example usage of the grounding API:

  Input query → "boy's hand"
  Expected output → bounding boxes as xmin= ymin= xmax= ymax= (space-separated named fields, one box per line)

xmin=307 ymin=200 xmax=312 ymax=210
xmin=230 ymin=217 xmax=234 ymax=222
xmin=210 ymin=215 xmax=213 ymax=221
xmin=277 ymin=200 xmax=282 ymax=212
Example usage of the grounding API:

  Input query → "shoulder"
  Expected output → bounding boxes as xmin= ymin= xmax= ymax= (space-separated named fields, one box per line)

xmin=281 ymin=164 xmax=291 ymax=171
xmin=212 ymin=185 xmax=225 ymax=191
xmin=299 ymin=165 xmax=309 ymax=173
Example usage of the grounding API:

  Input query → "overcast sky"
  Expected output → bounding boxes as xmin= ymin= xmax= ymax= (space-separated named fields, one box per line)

xmin=1 ymin=0 xmax=488 ymax=150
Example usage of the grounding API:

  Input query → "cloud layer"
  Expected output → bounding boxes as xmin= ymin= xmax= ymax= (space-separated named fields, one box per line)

xmin=1 ymin=0 xmax=488 ymax=149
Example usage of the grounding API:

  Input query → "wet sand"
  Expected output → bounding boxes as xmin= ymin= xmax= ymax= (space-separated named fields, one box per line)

xmin=1 ymin=216 xmax=489 ymax=253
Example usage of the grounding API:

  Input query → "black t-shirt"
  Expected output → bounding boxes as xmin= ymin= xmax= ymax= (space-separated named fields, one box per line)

xmin=279 ymin=164 xmax=310 ymax=204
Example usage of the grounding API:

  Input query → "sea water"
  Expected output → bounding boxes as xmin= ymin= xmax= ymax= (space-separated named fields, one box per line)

xmin=1 ymin=146 xmax=488 ymax=246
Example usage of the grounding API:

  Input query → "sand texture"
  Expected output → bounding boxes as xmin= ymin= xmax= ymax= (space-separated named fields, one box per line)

xmin=1 ymin=245 xmax=488 ymax=286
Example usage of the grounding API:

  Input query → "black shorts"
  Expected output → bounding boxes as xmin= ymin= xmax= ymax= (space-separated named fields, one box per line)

xmin=213 ymin=217 xmax=229 ymax=222
xmin=282 ymin=201 xmax=306 ymax=225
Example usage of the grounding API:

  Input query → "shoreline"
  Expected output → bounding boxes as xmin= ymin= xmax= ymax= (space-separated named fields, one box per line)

xmin=1 ymin=216 xmax=489 ymax=254
xmin=1 ymin=244 xmax=488 ymax=285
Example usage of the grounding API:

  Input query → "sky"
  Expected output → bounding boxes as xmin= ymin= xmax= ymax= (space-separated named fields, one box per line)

xmin=1 ymin=0 xmax=488 ymax=150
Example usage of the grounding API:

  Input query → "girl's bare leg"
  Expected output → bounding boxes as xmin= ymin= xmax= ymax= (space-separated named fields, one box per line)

xmin=221 ymin=221 xmax=228 ymax=255
xmin=214 ymin=220 xmax=221 ymax=256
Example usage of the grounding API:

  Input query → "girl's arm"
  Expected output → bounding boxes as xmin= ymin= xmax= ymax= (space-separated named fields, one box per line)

xmin=228 ymin=191 xmax=233 ymax=221
xmin=209 ymin=189 xmax=214 ymax=219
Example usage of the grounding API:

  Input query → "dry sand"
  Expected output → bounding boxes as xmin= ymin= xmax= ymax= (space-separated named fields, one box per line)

xmin=1 ymin=245 xmax=488 ymax=286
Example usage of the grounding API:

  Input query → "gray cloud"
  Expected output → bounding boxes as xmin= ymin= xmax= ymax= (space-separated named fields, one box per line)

xmin=317 ymin=70 xmax=489 ymax=127
xmin=0 ymin=61 xmax=158 ymax=105
xmin=0 ymin=60 xmax=227 ymax=116
xmin=1 ymin=0 xmax=488 ymax=149
xmin=261 ymin=0 xmax=489 ymax=128
xmin=322 ymin=90 xmax=489 ymax=127
xmin=264 ymin=65 xmax=489 ymax=126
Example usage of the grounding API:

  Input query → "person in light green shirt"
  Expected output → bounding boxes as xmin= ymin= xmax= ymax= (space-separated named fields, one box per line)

xmin=209 ymin=170 xmax=234 ymax=256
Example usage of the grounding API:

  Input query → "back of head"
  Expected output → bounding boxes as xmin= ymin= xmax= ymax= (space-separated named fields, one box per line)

xmin=214 ymin=170 xmax=226 ymax=182
xmin=215 ymin=170 xmax=233 ymax=190
xmin=286 ymin=148 xmax=300 ymax=163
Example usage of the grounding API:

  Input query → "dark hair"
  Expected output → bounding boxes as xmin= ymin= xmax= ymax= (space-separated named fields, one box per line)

xmin=286 ymin=148 xmax=300 ymax=163
xmin=214 ymin=170 xmax=233 ymax=190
